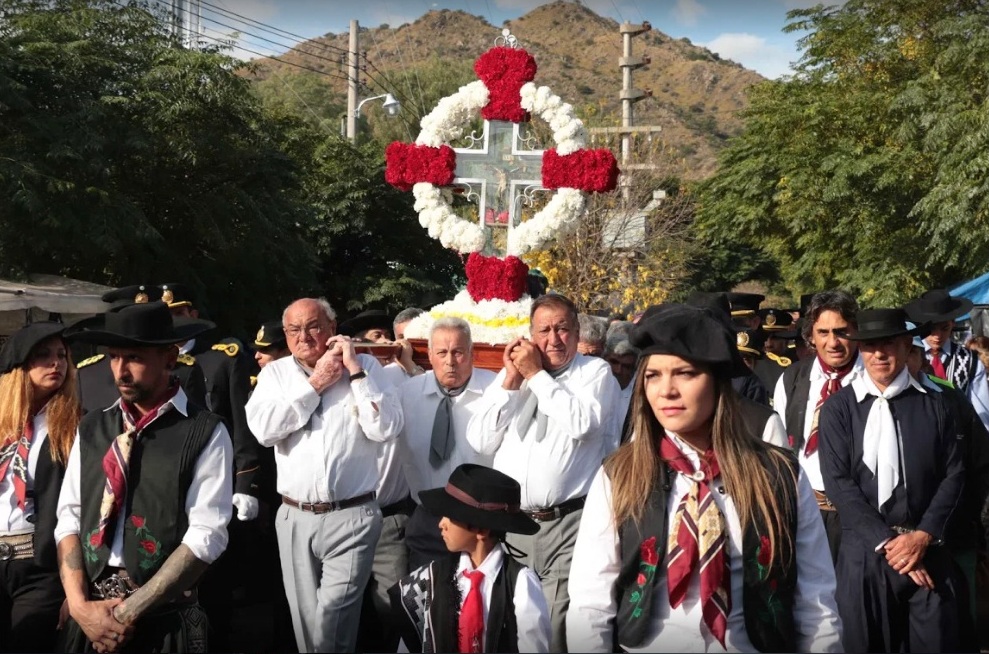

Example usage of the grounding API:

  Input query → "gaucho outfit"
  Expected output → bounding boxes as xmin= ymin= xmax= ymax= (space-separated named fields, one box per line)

xmin=55 ymin=388 xmax=232 ymax=652
xmin=0 ymin=406 xmax=66 ymax=653
xmin=819 ymin=367 xmax=966 ymax=652
xmin=567 ymin=436 xmax=842 ymax=652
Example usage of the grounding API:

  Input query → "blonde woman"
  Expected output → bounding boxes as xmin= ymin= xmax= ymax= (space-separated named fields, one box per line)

xmin=567 ymin=304 xmax=842 ymax=652
xmin=0 ymin=322 xmax=80 ymax=652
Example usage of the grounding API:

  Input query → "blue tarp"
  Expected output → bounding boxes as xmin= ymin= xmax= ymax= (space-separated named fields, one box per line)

xmin=950 ymin=270 xmax=989 ymax=321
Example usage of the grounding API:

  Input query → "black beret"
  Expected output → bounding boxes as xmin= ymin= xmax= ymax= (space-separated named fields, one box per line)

xmin=0 ymin=322 xmax=66 ymax=374
xmin=630 ymin=304 xmax=748 ymax=376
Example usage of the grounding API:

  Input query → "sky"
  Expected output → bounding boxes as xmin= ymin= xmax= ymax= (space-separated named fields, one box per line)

xmin=187 ymin=0 xmax=834 ymax=80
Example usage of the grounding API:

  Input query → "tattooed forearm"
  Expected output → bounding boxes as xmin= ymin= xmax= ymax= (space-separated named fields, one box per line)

xmin=113 ymin=545 xmax=208 ymax=625
xmin=57 ymin=535 xmax=91 ymax=604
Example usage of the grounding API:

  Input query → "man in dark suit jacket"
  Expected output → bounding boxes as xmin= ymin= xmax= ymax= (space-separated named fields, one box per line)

xmin=820 ymin=308 xmax=966 ymax=652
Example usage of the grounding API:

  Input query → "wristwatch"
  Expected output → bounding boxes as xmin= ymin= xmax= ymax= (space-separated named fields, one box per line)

xmin=349 ymin=369 xmax=367 ymax=382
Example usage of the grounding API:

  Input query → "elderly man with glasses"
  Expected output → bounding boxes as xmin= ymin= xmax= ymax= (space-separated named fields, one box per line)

xmin=246 ymin=297 xmax=404 ymax=653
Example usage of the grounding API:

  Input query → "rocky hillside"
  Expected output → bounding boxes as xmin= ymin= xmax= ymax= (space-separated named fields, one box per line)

xmin=248 ymin=1 xmax=766 ymax=179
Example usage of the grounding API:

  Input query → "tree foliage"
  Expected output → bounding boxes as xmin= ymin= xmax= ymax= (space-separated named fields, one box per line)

xmin=0 ymin=0 xmax=463 ymax=334
xmin=694 ymin=0 xmax=989 ymax=305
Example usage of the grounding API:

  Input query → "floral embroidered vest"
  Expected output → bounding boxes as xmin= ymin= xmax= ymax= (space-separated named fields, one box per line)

xmin=78 ymin=405 xmax=221 ymax=585
xmin=613 ymin=448 xmax=800 ymax=652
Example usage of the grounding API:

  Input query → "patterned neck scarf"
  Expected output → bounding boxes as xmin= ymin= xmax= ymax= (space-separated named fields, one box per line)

xmin=660 ymin=436 xmax=730 ymax=648
xmin=0 ymin=416 xmax=34 ymax=508
xmin=95 ymin=381 xmax=180 ymax=546
xmin=804 ymin=355 xmax=855 ymax=456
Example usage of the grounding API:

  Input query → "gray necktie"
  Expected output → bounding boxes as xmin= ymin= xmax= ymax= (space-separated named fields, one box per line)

xmin=429 ymin=381 xmax=468 ymax=468
xmin=518 ymin=360 xmax=574 ymax=442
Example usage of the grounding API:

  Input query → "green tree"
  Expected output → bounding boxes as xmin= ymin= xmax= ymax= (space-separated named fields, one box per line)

xmin=694 ymin=0 xmax=989 ymax=305
xmin=283 ymin=130 xmax=465 ymax=314
xmin=0 ymin=0 xmax=319 ymax=335
xmin=252 ymin=71 xmax=346 ymax=134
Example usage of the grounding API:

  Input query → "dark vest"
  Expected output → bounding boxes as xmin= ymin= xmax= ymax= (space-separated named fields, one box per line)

xmin=427 ymin=553 xmax=522 ymax=654
xmin=945 ymin=344 xmax=978 ymax=394
xmin=77 ymin=404 xmax=220 ymax=585
xmin=613 ymin=449 xmax=800 ymax=652
xmin=781 ymin=358 xmax=815 ymax=451
xmin=29 ymin=438 xmax=65 ymax=569
xmin=738 ymin=396 xmax=775 ymax=442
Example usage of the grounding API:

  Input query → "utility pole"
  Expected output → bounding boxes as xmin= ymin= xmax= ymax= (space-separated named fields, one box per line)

xmin=346 ymin=20 xmax=360 ymax=141
xmin=619 ymin=21 xmax=652 ymax=168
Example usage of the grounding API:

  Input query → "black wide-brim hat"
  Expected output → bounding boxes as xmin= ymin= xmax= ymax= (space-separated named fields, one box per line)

xmin=630 ymin=303 xmax=750 ymax=377
xmin=338 ymin=309 xmax=393 ymax=338
xmin=419 ymin=464 xmax=540 ymax=536
xmin=64 ymin=301 xmax=214 ymax=347
xmin=904 ymin=289 xmax=973 ymax=324
xmin=0 ymin=322 xmax=67 ymax=374
xmin=848 ymin=308 xmax=928 ymax=342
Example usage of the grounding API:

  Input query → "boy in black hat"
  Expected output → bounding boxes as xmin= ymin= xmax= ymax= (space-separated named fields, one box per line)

xmin=906 ymin=288 xmax=989 ymax=429
xmin=389 ymin=464 xmax=550 ymax=653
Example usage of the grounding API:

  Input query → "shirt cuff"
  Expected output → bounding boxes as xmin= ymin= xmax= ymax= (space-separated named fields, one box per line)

xmin=181 ymin=527 xmax=229 ymax=565
xmin=875 ymin=537 xmax=891 ymax=552
xmin=525 ymin=369 xmax=555 ymax=397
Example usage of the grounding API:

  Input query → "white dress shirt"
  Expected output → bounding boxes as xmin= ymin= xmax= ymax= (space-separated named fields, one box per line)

xmin=374 ymin=362 xmax=415 ymax=507
xmin=567 ymin=435 xmax=843 ymax=652
xmin=1 ymin=408 xmax=50 ymax=533
xmin=467 ymin=353 xmax=621 ymax=510
xmin=246 ymin=354 xmax=403 ymax=503
xmin=613 ymin=382 xmax=634 ymax=444
xmin=54 ymin=388 xmax=233 ymax=565
xmin=925 ymin=340 xmax=989 ymax=428
xmin=397 ymin=368 xmax=496 ymax=503
xmin=456 ymin=544 xmax=551 ymax=653
xmin=773 ymin=354 xmax=864 ymax=491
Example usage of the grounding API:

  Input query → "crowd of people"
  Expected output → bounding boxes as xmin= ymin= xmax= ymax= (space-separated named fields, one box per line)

xmin=0 ymin=280 xmax=987 ymax=653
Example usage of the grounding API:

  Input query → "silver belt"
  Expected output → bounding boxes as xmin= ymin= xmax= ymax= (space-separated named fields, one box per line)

xmin=0 ymin=532 xmax=33 ymax=561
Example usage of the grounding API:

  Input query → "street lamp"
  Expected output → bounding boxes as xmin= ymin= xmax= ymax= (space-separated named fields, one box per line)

xmin=347 ymin=93 xmax=400 ymax=141
xmin=356 ymin=93 xmax=401 ymax=118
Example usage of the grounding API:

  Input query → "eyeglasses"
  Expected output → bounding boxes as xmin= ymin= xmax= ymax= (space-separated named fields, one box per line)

xmin=284 ymin=324 xmax=325 ymax=339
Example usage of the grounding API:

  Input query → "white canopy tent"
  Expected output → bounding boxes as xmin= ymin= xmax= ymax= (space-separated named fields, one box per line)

xmin=0 ymin=274 xmax=113 ymax=339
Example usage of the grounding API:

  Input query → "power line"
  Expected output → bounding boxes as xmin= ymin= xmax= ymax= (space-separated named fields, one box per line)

xmin=121 ymin=0 xmax=352 ymax=85
xmin=197 ymin=0 xmax=347 ymax=55
xmin=195 ymin=0 xmax=416 ymax=120
xmin=197 ymin=13 xmax=354 ymax=78
xmin=609 ymin=0 xmax=626 ymax=24
xmin=363 ymin=28 xmax=425 ymax=118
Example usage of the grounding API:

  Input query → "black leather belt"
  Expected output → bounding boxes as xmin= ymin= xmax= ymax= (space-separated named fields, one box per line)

xmin=381 ymin=496 xmax=415 ymax=518
xmin=282 ymin=491 xmax=376 ymax=514
xmin=524 ymin=496 xmax=586 ymax=522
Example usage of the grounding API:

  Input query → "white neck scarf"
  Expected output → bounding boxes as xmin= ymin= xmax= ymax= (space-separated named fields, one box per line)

xmin=851 ymin=367 xmax=914 ymax=509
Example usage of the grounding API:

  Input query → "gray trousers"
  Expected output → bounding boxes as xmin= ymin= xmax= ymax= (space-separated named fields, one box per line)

xmin=357 ymin=511 xmax=409 ymax=652
xmin=506 ymin=507 xmax=581 ymax=654
xmin=276 ymin=501 xmax=382 ymax=653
